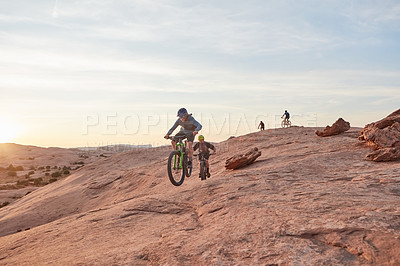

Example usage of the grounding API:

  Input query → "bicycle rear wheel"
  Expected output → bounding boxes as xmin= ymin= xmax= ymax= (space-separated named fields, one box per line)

xmin=167 ymin=151 xmax=185 ymax=186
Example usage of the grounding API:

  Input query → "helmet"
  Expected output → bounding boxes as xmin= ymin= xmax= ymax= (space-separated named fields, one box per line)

xmin=177 ymin=108 xmax=188 ymax=118
xmin=198 ymin=135 xmax=204 ymax=141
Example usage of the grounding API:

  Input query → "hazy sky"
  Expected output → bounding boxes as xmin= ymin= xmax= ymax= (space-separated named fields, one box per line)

xmin=1 ymin=0 xmax=399 ymax=147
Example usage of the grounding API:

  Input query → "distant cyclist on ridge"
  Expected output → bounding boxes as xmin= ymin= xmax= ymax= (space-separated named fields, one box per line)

xmin=281 ymin=110 xmax=290 ymax=124
xmin=164 ymin=108 xmax=202 ymax=168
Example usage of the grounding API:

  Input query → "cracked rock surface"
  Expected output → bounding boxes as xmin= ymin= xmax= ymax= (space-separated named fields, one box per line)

xmin=0 ymin=127 xmax=400 ymax=265
xmin=359 ymin=109 xmax=400 ymax=161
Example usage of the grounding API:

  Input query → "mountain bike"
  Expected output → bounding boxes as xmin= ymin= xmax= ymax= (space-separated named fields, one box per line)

xmin=194 ymin=152 xmax=212 ymax=181
xmin=281 ymin=119 xmax=291 ymax=128
xmin=166 ymin=136 xmax=192 ymax=186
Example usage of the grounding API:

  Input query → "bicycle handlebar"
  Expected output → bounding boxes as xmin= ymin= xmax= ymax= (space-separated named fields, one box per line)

xmin=166 ymin=135 xmax=187 ymax=141
xmin=194 ymin=152 xmax=215 ymax=156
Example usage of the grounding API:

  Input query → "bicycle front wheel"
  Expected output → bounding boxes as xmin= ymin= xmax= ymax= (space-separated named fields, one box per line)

xmin=184 ymin=154 xmax=192 ymax=177
xmin=167 ymin=151 xmax=185 ymax=186
xmin=200 ymin=161 xmax=206 ymax=180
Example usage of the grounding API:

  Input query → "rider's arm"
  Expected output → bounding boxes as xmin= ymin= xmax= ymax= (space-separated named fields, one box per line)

xmin=206 ymin=142 xmax=216 ymax=152
xmin=193 ymin=142 xmax=199 ymax=151
xmin=166 ymin=119 xmax=180 ymax=136
xmin=190 ymin=116 xmax=202 ymax=132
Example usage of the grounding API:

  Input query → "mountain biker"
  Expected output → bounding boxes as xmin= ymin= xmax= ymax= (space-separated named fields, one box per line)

xmin=164 ymin=108 xmax=202 ymax=168
xmin=193 ymin=135 xmax=216 ymax=178
xmin=258 ymin=121 xmax=265 ymax=130
xmin=281 ymin=110 xmax=290 ymax=124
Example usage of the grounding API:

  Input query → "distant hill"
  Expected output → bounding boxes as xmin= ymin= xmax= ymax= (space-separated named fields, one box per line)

xmin=0 ymin=127 xmax=399 ymax=265
xmin=0 ymin=143 xmax=126 ymax=206
xmin=77 ymin=144 xmax=152 ymax=152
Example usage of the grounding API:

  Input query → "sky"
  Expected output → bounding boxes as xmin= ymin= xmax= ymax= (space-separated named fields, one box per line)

xmin=0 ymin=0 xmax=399 ymax=148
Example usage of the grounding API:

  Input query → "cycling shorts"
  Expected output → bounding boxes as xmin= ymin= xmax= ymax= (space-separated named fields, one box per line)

xmin=173 ymin=131 xmax=195 ymax=142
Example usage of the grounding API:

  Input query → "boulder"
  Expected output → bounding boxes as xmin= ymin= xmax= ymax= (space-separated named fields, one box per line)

xmin=315 ymin=118 xmax=350 ymax=137
xmin=225 ymin=147 xmax=261 ymax=170
xmin=359 ymin=109 xmax=400 ymax=161
xmin=366 ymin=148 xmax=400 ymax=162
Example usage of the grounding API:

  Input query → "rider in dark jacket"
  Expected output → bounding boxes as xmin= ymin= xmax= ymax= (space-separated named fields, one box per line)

xmin=193 ymin=135 xmax=216 ymax=177
xmin=281 ymin=110 xmax=290 ymax=123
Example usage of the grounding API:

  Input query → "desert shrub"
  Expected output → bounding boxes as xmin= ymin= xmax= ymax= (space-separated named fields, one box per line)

xmin=33 ymin=178 xmax=43 ymax=186
xmin=53 ymin=166 xmax=58 ymax=169
xmin=49 ymin=178 xmax=57 ymax=183
xmin=0 ymin=184 xmax=17 ymax=190
xmin=51 ymin=172 xmax=61 ymax=178
xmin=45 ymin=173 xmax=50 ymax=176
xmin=28 ymin=157 xmax=35 ymax=160
xmin=17 ymin=180 xmax=29 ymax=186
xmin=7 ymin=164 xmax=16 ymax=171
xmin=28 ymin=171 xmax=35 ymax=175
xmin=15 ymin=166 xmax=24 ymax=171
xmin=63 ymin=170 xmax=70 ymax=175
xmin=8 ymin=171 xmax=17 ymax=177
xmin=29 ymin=166 xmax=36 ymax=170
xmin=38 ymin=166 xmax=44 ymax=170
xmin=72 ymin=161 xmax=85 ymax=165
xmin=46 ymin=166 xmax=51 ymax=169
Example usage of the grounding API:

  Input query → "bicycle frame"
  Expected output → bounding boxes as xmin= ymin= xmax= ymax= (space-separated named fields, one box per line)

xmin=194 ymin=152 xmax=211 ymax=180
xmin=171 ymin=138 xmax=187 ymax=170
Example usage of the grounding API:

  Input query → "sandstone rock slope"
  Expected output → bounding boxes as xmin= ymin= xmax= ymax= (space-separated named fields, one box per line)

xmin=359 ymin=109 xmax=400 ymax=161
xmin=0 ymin=127 xmax=399 ymax=265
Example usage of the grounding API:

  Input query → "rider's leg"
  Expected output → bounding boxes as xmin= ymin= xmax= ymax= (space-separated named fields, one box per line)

xmin=205 ymin=160 xmax=210 ymax=177
xmin=188 ymin=141 xmax=193 ymax=158
xmin=187 ymin=141 xmax=194 ymax=167
xmin=171 ymin=140 xmax=176 ymax=150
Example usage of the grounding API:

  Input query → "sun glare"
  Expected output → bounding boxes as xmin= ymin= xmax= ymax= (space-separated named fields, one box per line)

xmin=0 ymin=118 xmax=20 ymax=143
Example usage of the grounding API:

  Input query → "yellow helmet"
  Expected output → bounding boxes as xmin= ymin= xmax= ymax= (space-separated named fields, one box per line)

xmin=198 ymin=135 xmax=205 ymax=140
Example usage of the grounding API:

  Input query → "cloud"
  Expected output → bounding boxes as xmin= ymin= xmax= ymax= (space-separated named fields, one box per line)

xmin=52 ymin=0 xmax=59 ymax=18
xmin=1 ymin=0 xmax=400 ymax=146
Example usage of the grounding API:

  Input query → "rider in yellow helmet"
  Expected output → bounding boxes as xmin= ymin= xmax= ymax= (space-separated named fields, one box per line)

xmin=193 ymin=135 xmax=216 ymax=178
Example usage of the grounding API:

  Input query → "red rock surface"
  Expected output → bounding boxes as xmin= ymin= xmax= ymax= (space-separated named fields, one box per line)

xmin=315 ymin=118 xmax=351 ymax=137
xmin=359 ymin=109 xmax=400 ymax=161
xmin=225 ymin=147 xmax=261 ymax=169
xmin=0 ymin=127 xmax=400 ymax=265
